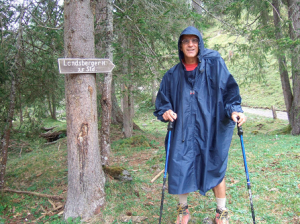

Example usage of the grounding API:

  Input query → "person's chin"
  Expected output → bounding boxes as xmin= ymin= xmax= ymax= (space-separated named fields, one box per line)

xmin=186 ymin=54 xmax=197 ymax=58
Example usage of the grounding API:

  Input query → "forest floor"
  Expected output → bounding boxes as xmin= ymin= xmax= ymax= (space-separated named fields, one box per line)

xmin=1 ymin=109 xmax=299 ymax=224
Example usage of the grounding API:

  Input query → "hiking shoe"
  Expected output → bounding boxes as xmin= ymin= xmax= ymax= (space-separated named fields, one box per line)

xmin=175 ymin=203 xmax=190 ymax=224
xmin=215 ymin=208 xmax=229 ymax=224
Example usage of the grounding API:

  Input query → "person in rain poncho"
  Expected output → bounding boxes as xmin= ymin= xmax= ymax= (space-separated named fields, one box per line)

xmin=154 ymin=26 xmax=246 ymax=224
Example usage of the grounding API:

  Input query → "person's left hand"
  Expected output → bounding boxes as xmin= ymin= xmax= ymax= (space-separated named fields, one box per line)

xmin=231 ymin=112 xmax=246 ymax=127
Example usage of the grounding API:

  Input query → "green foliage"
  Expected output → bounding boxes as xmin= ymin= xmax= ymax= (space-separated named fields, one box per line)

xmin=112 ymin=135 xmax=153 ymax=151
xmin=107 ymin=0 xmax=200 ymax=104
xmin=0 ymin=0 xmax=65 ymax=139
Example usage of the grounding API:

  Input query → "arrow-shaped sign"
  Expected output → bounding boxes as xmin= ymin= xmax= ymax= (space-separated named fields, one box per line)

xmin=58 ymin=58 xmax=115 ymax=74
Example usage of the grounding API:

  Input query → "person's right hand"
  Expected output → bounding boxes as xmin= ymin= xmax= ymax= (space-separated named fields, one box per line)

xmin=162 ymin=109 xmax=177 ymax=122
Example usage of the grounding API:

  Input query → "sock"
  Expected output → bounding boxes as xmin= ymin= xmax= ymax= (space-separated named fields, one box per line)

xmin=216 ymin=197 xmax=226 ymax=210
xmin=178 ymin=193 xmax=188 ymax=206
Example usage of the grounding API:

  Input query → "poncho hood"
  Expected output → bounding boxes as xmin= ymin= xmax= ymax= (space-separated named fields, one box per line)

xmin=178 ymin=26 xmax=221 ymax=72
xmin=178 ymin=26 xmax=205 ymax=63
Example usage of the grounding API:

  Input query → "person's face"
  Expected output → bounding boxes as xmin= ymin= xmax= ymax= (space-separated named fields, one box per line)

xmin=180 ymin=35 xmax=199 ymax=61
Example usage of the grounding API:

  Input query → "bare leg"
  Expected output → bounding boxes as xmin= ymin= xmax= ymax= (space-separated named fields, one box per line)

xmin=212 ymin=178 xmax=226 ymax=198
xmin=213 ymin=179 xmax=229 ymax=223
xmin=178 ymin=193 xmax=188 ymax=205
xmin=176 ymin=193 xmax=190 ymax=224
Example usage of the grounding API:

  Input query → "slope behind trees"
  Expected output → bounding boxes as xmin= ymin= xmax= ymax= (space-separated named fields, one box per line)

xmin=199 ymin=0 xmax=300 ymax=135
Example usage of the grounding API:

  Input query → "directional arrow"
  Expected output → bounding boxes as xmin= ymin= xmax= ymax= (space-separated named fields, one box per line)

xmin=58 ymin=58 xmax=115 ymax=74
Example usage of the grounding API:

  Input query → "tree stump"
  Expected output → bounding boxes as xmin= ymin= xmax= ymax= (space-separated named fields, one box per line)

xmin=271 ymin=105 xmax=277 ymax=119
xmin=102 ymin=166 xmax=132 ymax=181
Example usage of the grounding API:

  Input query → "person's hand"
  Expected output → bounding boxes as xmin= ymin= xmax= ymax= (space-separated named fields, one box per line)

xmin=231 ymin=112 xmax=246 ymax=127
xmin=162 ymin=109 xmax=177 ymax=122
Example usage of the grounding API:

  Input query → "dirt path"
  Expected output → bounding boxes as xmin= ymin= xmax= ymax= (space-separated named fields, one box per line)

xmin=242 ymin=106 xmax=288 ymax=120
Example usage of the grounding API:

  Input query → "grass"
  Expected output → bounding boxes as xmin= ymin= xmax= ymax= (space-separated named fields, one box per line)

xmin=1 ymin=109 xmax=299 ymax=223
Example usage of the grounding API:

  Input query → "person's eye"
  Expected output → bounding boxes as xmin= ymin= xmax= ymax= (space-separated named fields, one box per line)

xmin=192 ymin=39 xmax=198 ymax=44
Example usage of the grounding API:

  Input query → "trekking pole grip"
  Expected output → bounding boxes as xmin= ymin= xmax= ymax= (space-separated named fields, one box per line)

xmin=237 ymin=117 xmax=243 ymax=136
xmin=168 ymin=121 xmax=174 ymax=131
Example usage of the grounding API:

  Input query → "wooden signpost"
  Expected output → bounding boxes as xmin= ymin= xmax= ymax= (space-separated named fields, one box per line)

xmin=58 ymin=58 xmax=115 ymax=74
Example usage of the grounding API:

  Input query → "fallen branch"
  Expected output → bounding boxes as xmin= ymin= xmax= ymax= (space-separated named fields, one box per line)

xmin=44 ymin=141 xmax=58 ymax=145
xmin=150 ymin=169 xmax=164 ymax=183
xmin=35 ymin=204 xmax=64 ymax=221
xmin=3 ymin=188 xmax=64 ymax=200
xmin=41 ymin=126 xmax=57 ymax=131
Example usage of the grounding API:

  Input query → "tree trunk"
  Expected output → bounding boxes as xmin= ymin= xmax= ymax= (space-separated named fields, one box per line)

xmin=152 ymin=78 xmax=157 ymax=105
xmin=97 ymin=0 xmax=114 ymax=166
xmin=111 ymin=80 xmax=123 ymax=124
xmin=129 ymin=84 xmax=134 ymax=129
xmin=51 ymin=93 xmax=57 ymax=120
xmin=122 ymin=83 xmax=132 ymax=137
xmin=0 ymin=73 xmax=16 ymax=190
xmin=111 ymin=80 xmax=141 ymax=131
xmin=287 ymin=0 xmax=300 ymax=135
xmin=0 ymin=1 xmax=24 ymax=190
xmin=121 ymin=33 xmax=133 ymax=138
xmin=48 ymin=94 xmax=56 ymax=120
xmin=149 ymin=41 xmax=159 ymax=105
xmin=63 ymin=0 xmax=105 ymax=220
xmin=272 ymin=0 xmax=293 ymax=124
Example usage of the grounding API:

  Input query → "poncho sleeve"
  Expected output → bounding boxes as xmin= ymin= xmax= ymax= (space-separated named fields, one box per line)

xmin=153 ymin=71 xmax=173 ymax=122
xmin=220 ymin=60 xmax=243 ymax=118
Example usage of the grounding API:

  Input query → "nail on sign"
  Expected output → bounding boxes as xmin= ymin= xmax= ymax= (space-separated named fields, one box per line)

xmin=58 ymin=58 xmax=115 ymax=74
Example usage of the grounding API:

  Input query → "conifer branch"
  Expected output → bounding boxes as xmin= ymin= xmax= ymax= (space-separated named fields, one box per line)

xmin=192 ymin=0 xmax=240 ymax=35
xmin=265 ymin=0 xmax=284 ymax=21
xmin=113 ymin=3 xmax=157 ymax=56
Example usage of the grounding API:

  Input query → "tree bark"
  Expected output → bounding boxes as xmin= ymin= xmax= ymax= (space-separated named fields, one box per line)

xmin=111 ymin=80 xmax=141 ymax=131
xmin=0 ymin=1 xmax=24 ymax=190
xmin=272 ymin=0 xmax=293 ymax=124
xmin=51 ymin=92 xmax=57 ymax=120
xmin=152 ymin=78 xmax=157 ymax=105
xmin=287 ymin=0 xmax=300 ymax=135
xmin=63 ymin=0 xmax=105 ymax=220
xmin=0 ymin=73 xmax=16 ymax=190
xmin=96 ymin=0 xmax=114 ymax=166
xmin=129 ymin=84 xmax=134 ymax=130
xmin=111 ymin=80 xmax=123 ymax=124
xmin=121 ymin=33 xmax=133 ymax=138
xmin=122 ymin=83 xmax=132 ymax=138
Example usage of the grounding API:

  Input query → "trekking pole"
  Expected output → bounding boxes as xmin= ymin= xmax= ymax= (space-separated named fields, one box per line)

xmin=237 ymin=119 xmax=256 ymax=224
xmin=158 ymin=121 xmax=173 ymax=224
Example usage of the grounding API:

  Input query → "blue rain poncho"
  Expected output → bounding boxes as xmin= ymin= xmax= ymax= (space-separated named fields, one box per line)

xmin=154 ymin=26 xmax=243 ymax=195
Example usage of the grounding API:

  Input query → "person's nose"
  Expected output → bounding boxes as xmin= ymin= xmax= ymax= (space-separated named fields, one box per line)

xmin=187 ymin=40 xmax=193 ymax=46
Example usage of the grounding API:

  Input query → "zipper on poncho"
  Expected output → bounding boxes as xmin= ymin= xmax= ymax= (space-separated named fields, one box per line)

xmin=180 ymin=62 xmax=201 ymax=143
xmin=180 ymin=68 xmax=185 ymax=142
